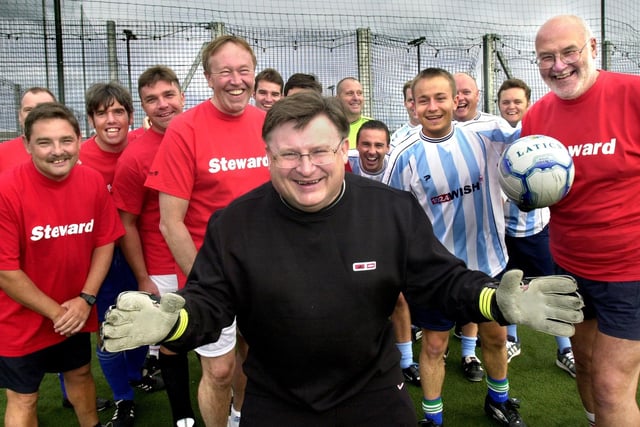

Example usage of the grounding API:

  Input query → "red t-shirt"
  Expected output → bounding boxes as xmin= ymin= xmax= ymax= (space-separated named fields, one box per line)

xmin=522 ymin=71 xmax=640 ymax=281
xmin=112 ymin=129 xmax=174 ymax=275
xmin=145 ymin=101 xmax=270 ymax=283
xmin=0 ymin=163 xmax=124 ymax=356
xmin=79 ymin=137 xmax=123 ymax=191
xmin=0 ymin=136 xmax=30 ymax=174
xmin=128 ymin=126 xmax=146 ymax=143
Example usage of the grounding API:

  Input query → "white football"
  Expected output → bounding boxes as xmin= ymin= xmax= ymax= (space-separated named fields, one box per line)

xmin=498 ymin=135 xmax=575 ymax=209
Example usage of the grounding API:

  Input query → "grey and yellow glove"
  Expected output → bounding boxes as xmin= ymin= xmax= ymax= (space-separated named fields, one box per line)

xmin=101 ymin=291 xmax=187 ymax=352
xmin=494 ymin=269 xmax=584 ymax=337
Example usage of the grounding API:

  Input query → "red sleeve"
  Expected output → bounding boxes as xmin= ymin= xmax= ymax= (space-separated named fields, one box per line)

xmin=145 ymin=120 xmax=195 ymax=201
xmin=112 ymin=149 xmax=145 ymax=215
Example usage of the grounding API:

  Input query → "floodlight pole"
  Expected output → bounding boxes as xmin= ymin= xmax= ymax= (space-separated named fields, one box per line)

xmin=41 ymin=0 xmax=50 ymax=88
xmin=601 ymin=0 xmax=608 ymax=70
xmin=53 ymin=0 xmax=65 ymax=103
xmin=123 ymin=30 xmax=137 ymax=94
xmin=408 ymin=37 xmax=426 ymax=74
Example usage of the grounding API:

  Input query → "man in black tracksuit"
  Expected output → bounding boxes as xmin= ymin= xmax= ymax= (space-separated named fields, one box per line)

xmin=102 ymin=92 xmax=583 ymax=427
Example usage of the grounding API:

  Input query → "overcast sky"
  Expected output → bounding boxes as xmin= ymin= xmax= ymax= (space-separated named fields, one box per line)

xmin=2 ymin=0 xmax=638 ymax=132
xmin=3 ymin=0 xmax=625 ymax=40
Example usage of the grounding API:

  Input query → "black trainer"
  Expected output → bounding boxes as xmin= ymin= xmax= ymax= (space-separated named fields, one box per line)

xmin=142 ymin=354 xmax=161 ymax=377
xmin=411 ymin=325 xmax=423 ymax=342
xmin=130 ymin=374 xmax=165 ymax=393
xmin=461 ymin=356 xmax=484 ymax=382
xmin=108 ymin=399 xmax=135 ymax=427
xmin=484 ymin=396 xmax=526 ymax=426
xmin=402 ymin=363 xmax=421 ymax=386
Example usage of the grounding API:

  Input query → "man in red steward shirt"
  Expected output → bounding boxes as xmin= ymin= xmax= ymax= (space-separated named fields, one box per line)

xmin=112 ymin=65 xmax=195 ymax=426
xmin=0 ymin=102 xmax=123 ymax=427
xmin=145 ymin=35 xmax=270 ymax=427
xmin=522 ymin=15 xmax=640 ymax=427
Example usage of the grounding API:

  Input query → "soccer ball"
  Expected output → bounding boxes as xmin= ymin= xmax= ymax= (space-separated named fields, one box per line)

xmin=498 ymin=135 xmax=575 ymax=209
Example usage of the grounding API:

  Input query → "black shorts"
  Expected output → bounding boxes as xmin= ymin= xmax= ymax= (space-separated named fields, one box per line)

xmin=241 ymin=383 xmax=417 ymax=426
xmin=0 ymin=333 xmax=92 ymax=394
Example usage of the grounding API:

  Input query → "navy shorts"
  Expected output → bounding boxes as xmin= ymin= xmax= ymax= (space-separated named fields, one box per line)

xmin=505 ymin=225 xmax=553 ymax=276
xmin=410 ymin=307 xmax=455 ymax=331
xmin=555 ymin=265 xmax=640 ymax=340
xmin=0 ymin=333 xmax=92 ymax=393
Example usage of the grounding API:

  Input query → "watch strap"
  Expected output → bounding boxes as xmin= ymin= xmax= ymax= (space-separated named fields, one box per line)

xmin=79 ymin=292 xmax=96 ymax=306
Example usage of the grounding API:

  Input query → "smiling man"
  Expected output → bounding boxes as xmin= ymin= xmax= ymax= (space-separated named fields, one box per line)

xmin=102 ymin=92 xmax=584 ymax=427
xmin=0 ymin=102 xmax=123 ymax=427
xmin=80 ymin=81 xmax=164 ymax=427
xmin=384 ymin=68 xmax=524 ymax=427
xmin=144 ymin=35 xmax=270 ymax=427
xmin=522 ymin=15 xmax=640 ymax=427
xmin=497 ymin=78 xmax=531 ymax=128
xmin=453 ymin=72 xmax=485 ymax=123
xmin=336 ymin=77 xmax=372 ymax=149
xmin=253 ymin=68 xmax=283 ymax=111
xmin=111 ymin=65 xmax=195 ymax=427
xmin=348 ymin=119 xmax=390 ymax=181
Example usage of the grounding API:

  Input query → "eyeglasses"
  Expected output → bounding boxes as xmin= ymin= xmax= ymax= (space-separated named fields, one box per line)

xmin=271 ymin=139 xmax=345 ymax=169
xmin=535 ymin=41 xmax=589 ymax=70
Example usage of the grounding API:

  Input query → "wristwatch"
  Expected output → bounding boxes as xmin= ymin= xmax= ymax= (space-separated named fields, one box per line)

xmin=79 ymin=292 xmax=97 ymax=306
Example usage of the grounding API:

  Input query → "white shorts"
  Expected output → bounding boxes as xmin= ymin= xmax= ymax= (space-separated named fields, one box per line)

xmin=195 ymin=319 xmax=237 ymax=357
xmin=151 ymin=274 xmax=179 ymax=295
xmin=149 ymin=275 xmax=179 ymax=354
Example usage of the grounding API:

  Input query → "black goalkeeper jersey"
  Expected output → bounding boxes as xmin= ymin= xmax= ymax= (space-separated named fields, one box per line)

xmin=167 ymin=172 xmax=494 ymax=411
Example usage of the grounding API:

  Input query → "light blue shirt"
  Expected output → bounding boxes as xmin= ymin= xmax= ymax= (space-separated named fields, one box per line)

xmin=384 ymin=116 xmax=519 ymax=277
xmin=348 ymin=149 xmax=387 ymax=182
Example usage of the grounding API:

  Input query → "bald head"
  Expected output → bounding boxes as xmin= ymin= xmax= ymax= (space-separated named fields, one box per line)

xmin=19 ymin=88 xmax=56 ymax=129
xmin=453 ymin=72 xmax=479 ymax=122
xmin=535 ymin=14 xmax=598 ymax=100
xmin=536 ymin=15 xmax=593 ymax=49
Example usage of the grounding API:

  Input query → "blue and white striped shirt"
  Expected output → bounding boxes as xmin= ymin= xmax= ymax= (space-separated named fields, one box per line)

xmin=348 ymin=149 xmax=388 ymax=182
xmin=384 ymin=118 xmax=519 ymax=277
xmin=504 ymin=200 xmax=550 ymax=237
xmin=390 ymin=122 xmax=421 ymax=152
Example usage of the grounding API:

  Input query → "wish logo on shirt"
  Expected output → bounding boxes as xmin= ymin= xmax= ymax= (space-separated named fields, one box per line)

xmin=430 ymin=178 xmax=483 ymax=205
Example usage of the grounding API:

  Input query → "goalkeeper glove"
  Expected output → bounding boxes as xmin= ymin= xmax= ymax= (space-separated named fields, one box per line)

xmin=101 ymin=291 xmax=187 ymax=352
xmin=490 ymin=269 xmax=584 ymax=337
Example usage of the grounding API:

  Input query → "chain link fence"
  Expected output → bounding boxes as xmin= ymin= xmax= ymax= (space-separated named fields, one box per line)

xmin=1 ymin=0 xmax=639 ymax=138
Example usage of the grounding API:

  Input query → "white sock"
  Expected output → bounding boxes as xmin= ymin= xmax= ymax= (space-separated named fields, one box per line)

xmin=176 ymin=418 xmax=195 ymax=427
xmin=230 ymin=406 xmax=241 ymax=418
xmin=148 ymin=345 xmax=160 ymax=358
xmin=585 ymin=409 xmax=595 ymax=427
